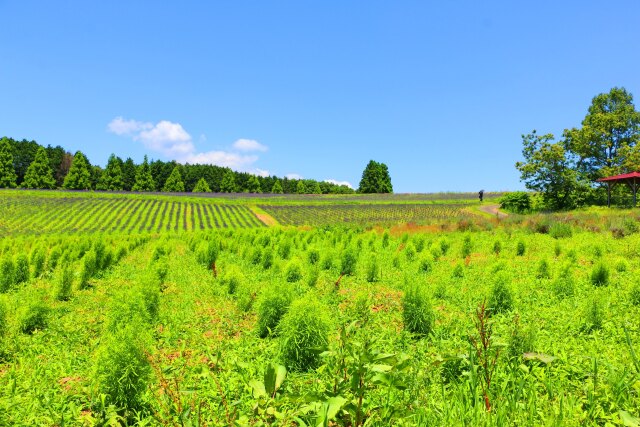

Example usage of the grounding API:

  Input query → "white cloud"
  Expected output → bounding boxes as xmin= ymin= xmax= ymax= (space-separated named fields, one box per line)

xmin=251 ymin=168 xmax=270 ymax=177
xmin=324 ymin=179 xmax=353 ymax=188
xmin=108 ymin=116 xmax=268 ymax=171
xmin=107 ymin=117 xmax=152 ymax=136
xmin=232 ymin=139 xmax=268 ymax=152
xmin=286 ymin=173 xmax=303 ymax=180
xmin=183 ymin=151 xmax=258 ymax=169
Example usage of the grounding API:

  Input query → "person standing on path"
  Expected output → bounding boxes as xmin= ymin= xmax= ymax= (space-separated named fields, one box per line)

xmin=479 ymin=189 xmax=484 ymax=203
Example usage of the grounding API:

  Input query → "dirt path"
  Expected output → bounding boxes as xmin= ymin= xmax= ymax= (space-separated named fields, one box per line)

xmin=478 ymin=203 xmax=509 ymax=218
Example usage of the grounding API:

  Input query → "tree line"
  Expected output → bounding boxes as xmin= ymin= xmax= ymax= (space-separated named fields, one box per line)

xmin=516 ymin=87 xmax=640 ymax=209
xmin=0 ymin=138 xmax=356 ymax=194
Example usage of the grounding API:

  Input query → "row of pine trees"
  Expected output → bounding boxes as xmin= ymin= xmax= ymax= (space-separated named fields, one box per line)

xmin=0 ymin=137 xmax=354 ymax=194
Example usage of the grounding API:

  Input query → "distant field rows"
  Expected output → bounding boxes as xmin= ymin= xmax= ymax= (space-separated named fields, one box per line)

xmin=260 ymin=203 xmax=472 ymax=226
xmin=0 ymin=196 xmax=265 ymax=235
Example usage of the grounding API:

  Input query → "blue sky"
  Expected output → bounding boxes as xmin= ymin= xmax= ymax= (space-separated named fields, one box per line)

xmin=2 ymin=1 xmax=639 ymax=192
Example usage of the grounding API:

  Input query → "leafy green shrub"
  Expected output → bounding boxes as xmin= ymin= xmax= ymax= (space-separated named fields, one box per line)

xmin=262 ymin=249 xmax=274 ymax=270
xmin=536 ymin=258 xmax=550 ymax=279
xmin=441 ymin=355 xmax=467 ymax=384
xmin=55 ymin=264 xmax=74 ymax=301
xmin=392 ymin=255 xmax=401 ymax=269
xmin=493 ymin=240 xmax=502 ymax=255
xmin=94 ymin=325 xmax=151 ymax=415
xmin=249 ymin=247 xmax=262 ymax=265
xmin=488 ymin=273 xmax=514 ymax=314
xmin=366 ymin=257 xmax=380 ymax=282
xmin=582 ymin=298 xmax=604 ymax=332
xmin=402 ymin=280 xmax=435 ymax=336
xmin=382 ymin=232 xmax=390 ymax=248
xmin=47 ymin=246 xmax=62 ymax=272
xmin=0 ymin=300 xmax=7 ymax=340
xmin=554 ymin=242 xmax=562 ymax=257
xmin=418 ymin=256 xmax=434 ymax=273
xmin=155 ymin=259 xmax=169 ymax=290
xmin=285 ymin=261 xmax=303 ymax=283
xmin=0 ymin=256 xmax=15 ymax=292
xmin=516 ymin=240 xmax=525 ymax=256
xmin=222 ymin=267 xmax=243 ymax=295
xmin=307 ymin=268 xmax=319 ymax=287
xmin=451 ymin=263 xmax=464 ymax=278
xmin=552 ymin=265 xmax=575 ymax=298
xmin=349 ymin=291 xmax=371 ymax=324
xmin=549 ymin=222 xmax=572 ymax=239
xmin=340 ymin=248 xmax=357 ymax=276
xmin=14 ymin=253 xmax=30 ymax=285
xmin=507 ymin=317 xmax=536 ymax=359
xmin=590 ymin=262 xmax=609 ymax=287
xmin=30 ymin=246 xmax=46 ymax=279
xmin=405 ymin=243 xmax=416 ymax=261
xmin=320 ymin=253 xmax=334 ymax=271
xmin=79 ymin=250 xmax=97 ymax=290
xmin=499 ymin=191 xmax=531 ymax=213
xmin=439 ymin=238 xmax=450 ymax=255
xmin=616 ymin=259 xmax=629 ymax=273
xmin=236 ymin=286 xmax=257 ymax=313
xmin=461 ymin=235 xmax=472 ymax=259
xmin=308 ymin=249 xmax=320 ymax=265
xmin=278 ymin=298 xmax=330 ymax=371
xmin=19 ymin=301 xmax=49 ymax=334
xmin=414 ymin=236 xmax=426 ymax=253
xmin=629 ymin=283 xmax=640 ymax=306
xmin=278 ymin=240 xmax=292 ymax=260
xmin=257 ymin=287 xmax=292 ymax=338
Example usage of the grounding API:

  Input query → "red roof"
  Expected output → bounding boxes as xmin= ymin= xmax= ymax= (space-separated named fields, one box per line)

xmin=597 ymin=172 xmax=640 ymax=182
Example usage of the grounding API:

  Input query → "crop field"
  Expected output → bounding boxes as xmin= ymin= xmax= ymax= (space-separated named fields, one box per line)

xmin=2 ymin=191 xmax=640 ymax=426
xmin=260 ymin=204 xmax=472 ymax=226
xmin=0 ymin=192 xmax=266 ymax=235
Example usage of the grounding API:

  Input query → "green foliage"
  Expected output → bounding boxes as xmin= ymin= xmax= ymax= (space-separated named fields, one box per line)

xmin=0 ymin=256 xmax=15 ymax=292
xmin=0 ymin=137 xmax=17 ymax=188
xmin=507 ymin=316 xmax=536 ymax=360
xmin=590 ymin=262 xmax=610 ymax=287
xmin=222 ymin=266 xmax=243 ymax=295
xmin=296 ymin=180 xmax=306 ymax=194
xmin=19 ymin=301 xmax=49 ymax=334
xmin=30 ymin=246 xmax=46 ymax=279
xmin=192 ymin=177 xmax=211 ymax=193
xmin=55 ymin=263 xmax=74 ymax=301
xmin=132 ymin=155 xmax=155 ymax=192
xmin=94 ymin=324 xmax=151 ymax=415
xmin=285 ymin=261 xmax=303 ymax=283
xmin=461 ymin=235 xmax=472 ymax=258
xmin=0 ymin=299 xmax=6 ymax=341
xmin=358 ymin=160 xmax=393 ymax=193
xmin=493 ymin=240 xmax=502 ymax=255
xmin=366 ymin=256 xmax=380 ymax=282
xmin=220 ymin=169 xmax=237 ymax=193
xmin=257 ymin=287 xmax=292 ymax=338
xmin=516 ymin=240 xmax=526 ymax=256
xmin=552 ymin=264 xmax=575 ymax=298
xmin=63 ymin=151 xmax=92 ymax=190
xmin=536 ymin=258 xmax=550 ymax=279
xmin=582 ymin=297 xmax=604 ymax=332
xmin=499 ymin=192 xmax=531 ymax=213
xmin=340 ymin=248 xmax=357 ymax=276
xmin=307 ymin=249 xmax=320 ymax=265
xmin=21 ymin=146 xmax=56 ymax=189
xmin=488 ymin=272 xmax=514 ymax=314
xmin=402 ymin=279 xmax=434 ymax=336
xmin=14 ymin=253 xmax=30 ymax=285
xmin=418 ymin=255 xmax=434 ymax=273
xmin=278 ymin=298 xmax=330 ymax=371
xmin=97 ymin=154 xmax=124 ymax=191
xmin=247 ymin=175 xmax=262 ymax=193
xmin=549 ymin=222 xmax=573 ymax=239
xmin=162 ymin=167 xmax=185 ymax=192
xmin=79 ymin=250 xmax=97 ymax=289
xmin=271 ymin=179 xmax=284 ymax=194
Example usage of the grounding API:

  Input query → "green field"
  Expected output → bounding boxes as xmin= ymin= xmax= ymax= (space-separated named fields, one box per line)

xmin=2 ymin=191 xmax=640 ymax=426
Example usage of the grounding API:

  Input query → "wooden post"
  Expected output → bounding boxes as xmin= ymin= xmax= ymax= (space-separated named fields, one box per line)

xmin=607 ymin=182 xmax=611 ymax=208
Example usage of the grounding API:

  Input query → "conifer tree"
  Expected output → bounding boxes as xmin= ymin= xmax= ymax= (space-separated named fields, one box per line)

xmin=247 ymin=175 xmax=262 ymax=193
xmin=63 ymin=151 xmax=92 ymax=190
xmin=358 ymin=160 xmax=393 ymax=193
xmin=192 ymin=177 xmax=211 ymax=193
xmin=132 ymin=155 xmax=156 ymax=192
xmin=220 ymin=170 xmax=237 ymax=193
xmin=97 ymin=154 xmax=124 ymax=191
xmin=121 ymin=158 xmax=136 ymax=191
xmin=309 ymin=181 xmax=322 ymax=194
xmin=162 ymin=167 xmax=185 ymax=192
xmin=271 ymin=179 xmax=284 ymax=194
xmin=0 ymin=137 xmax=17 ymax=188
xmin=22 ymin=146 xmax=56 ymax=189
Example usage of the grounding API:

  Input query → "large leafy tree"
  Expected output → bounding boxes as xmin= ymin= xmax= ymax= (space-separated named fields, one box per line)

xmin=192 ymin=177 xmax=211 ymax=193
xmin=63 ymin=151 xmax=92 ymax=190
xmin=44 ymin=145 xmax=68 ymax=187
xmin=358 ymin=160 xmax=393 ymax=193
xmin=162 ymin=166 xmax=185 ymax=192
xmin=296 ymin=180 xmax=306 ymax=194
xmin=565 ymin=87 xmax=640 ymax=179
xmin=132 ymin=155 xmax=156 ymax=192
xmin=97 ymin=154 xmax=124 ymax=191
xmin=0 ymin=137 xmax=17 ymax=188
xmin=515 ymin=131 xmax=586 ymax=210
xmin=22 ymin=146 xmax=56 ymax=189
xmin=220 ymin=170 xmax=237 ymax=193
xmin=11 ymin=138 xmax=39 ymax=185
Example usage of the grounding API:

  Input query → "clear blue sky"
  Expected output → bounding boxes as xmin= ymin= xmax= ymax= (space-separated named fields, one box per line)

xmin=2 ymin=1 xmax=639 ymax=192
